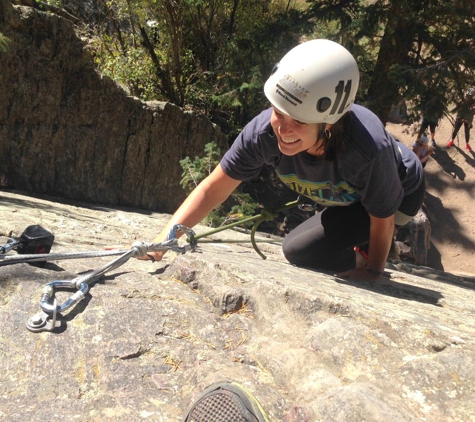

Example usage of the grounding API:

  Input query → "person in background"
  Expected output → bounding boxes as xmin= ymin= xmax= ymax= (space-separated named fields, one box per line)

xmin=412 ymin=134 xmax=434 ymax=168
xmin=447 ymin=87 xmax=475 ymax=152
xmin=415 ymin=97 xmax=445 ymax=148
xmin=144 ymin=39 xmax=425 ymax=281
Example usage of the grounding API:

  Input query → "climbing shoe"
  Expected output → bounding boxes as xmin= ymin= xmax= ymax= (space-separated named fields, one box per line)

xmin=183 ymin=382 xmax=269 ymax=422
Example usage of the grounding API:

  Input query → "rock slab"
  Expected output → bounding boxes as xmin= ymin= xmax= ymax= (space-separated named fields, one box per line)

xmin=1 ymin=190 xmax=475 ymax=421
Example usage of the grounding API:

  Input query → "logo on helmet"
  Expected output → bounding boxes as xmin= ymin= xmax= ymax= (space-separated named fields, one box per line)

xmin=277 ymin=74 xmax=309 ymax=101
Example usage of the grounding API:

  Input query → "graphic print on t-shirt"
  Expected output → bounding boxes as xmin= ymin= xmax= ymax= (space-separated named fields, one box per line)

xmin=276 ymin=170 xmax=360 ymax=206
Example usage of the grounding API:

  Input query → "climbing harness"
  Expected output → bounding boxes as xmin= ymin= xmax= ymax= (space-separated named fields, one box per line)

xmin=1 ymin=198 xmax=314 ymax=333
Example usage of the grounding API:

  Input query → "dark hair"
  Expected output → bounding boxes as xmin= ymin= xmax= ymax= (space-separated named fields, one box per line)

xmin=322 ymin=111 xmax=353 ymax=161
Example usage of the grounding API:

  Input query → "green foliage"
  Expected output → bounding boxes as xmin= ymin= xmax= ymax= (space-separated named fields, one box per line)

xmin=80 ymin=0 xmax=315 ymax=137
xmin=95 ymin=43 xmax=159 ymax=100
xmin=179 ymin=142 xmax=222 ymax=194
xmin=71 ymin=0 xmax=475 ymax=132
xmin=305 ymin=0 xmax=475 ymax=122
xmin=0 ymin=33 xmax=11 ymax=53
xmin=205 ymin=191 xmax=258 ymax=229
xmin=179 ymin=142 xmax=258 ymax=228
xmin=36 ymin=0 xmax=62 ymax=7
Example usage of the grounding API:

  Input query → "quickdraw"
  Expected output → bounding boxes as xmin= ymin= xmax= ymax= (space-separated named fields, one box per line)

xmin=23 ymin=224 xmax=197 ymax=333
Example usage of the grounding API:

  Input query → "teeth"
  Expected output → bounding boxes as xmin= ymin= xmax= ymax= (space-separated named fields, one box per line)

xmin=281 ymin=137 xmax=299 ymax=144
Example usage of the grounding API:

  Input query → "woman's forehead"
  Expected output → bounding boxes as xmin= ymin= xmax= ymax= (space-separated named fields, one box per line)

xmin=272 ymin=106 xmax=315 ymax=125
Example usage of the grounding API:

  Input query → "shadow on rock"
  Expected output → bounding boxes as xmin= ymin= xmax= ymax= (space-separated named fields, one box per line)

xmin=333 ymin=274 xmax=444 ymax=306
xmin=392 ymin=262 xmax=475 ymax=292
xmin=426 ymin=240 xmax=443 ymax=271
xmin=423 ymin=191 xmax=475 ymax=259
xmin=49 ymin=293 xmax=93 ymax=334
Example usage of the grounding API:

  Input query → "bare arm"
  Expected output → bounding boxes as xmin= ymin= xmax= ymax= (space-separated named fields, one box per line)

xmin=146 ymin=164 xmax=241 ymax=261
xmin=426 ymin=150 xmax=434 ymax=158
xmin=338 ymin=213 xmax=394 ymax=281
xmin=366 ymin=213 xmax=395 ymax=273
xmin=412 ymin=145 xmax=422 ymax=157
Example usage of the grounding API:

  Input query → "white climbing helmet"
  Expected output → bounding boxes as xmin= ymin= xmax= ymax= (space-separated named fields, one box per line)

xmin=264 ymin=39 xmax=360 ymax=124
xmin=419 ymin=135 xmax=429 ymax=145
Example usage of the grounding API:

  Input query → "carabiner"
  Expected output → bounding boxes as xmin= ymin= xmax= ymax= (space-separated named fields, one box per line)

xmin=39 ymin=279 xmax=89 ymax=314
xmin=167 ymin=224 xmax=198 ymax=253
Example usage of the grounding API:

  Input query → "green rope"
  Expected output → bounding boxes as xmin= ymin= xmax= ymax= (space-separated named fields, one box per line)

xmin=186 ymin=198 xmax=303 ymax=259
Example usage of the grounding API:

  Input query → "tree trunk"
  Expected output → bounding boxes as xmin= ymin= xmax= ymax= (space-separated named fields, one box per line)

xmin=366 ymin=3 xmax=414 ymax=124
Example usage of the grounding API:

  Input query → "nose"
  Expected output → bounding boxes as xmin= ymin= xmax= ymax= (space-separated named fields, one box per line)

xmin=278 ymin=117 xmax=294 ymax=136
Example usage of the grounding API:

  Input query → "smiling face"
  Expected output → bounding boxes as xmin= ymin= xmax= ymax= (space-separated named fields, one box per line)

xmin=270 ymin=107 xmax=323 ymax=156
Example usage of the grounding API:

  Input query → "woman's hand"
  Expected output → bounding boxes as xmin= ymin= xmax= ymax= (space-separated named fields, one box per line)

xmin=139 ymin=251 xmax=166 ymax=263
xmin=104 ymin=245 xmax=165 ymax=263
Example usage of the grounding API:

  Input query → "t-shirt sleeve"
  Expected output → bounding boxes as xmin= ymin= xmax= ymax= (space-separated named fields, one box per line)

xmin=341 ymin=106 xmax=419 ymax=218
xmin=357 ymin=144 xmax=405 ymax=218
xmin=220 ymin=109 xmax=279 ymax=181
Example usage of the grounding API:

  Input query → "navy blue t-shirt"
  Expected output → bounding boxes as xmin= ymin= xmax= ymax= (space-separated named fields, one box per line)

xmin=220 ymin=104 xmax=423 ymax=219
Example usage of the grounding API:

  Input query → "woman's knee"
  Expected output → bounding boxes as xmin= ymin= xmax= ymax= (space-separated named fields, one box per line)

xmin=281 ymin=236 xmax=305 ymax=265
xmin=281 ymin=235 xmax=325 ymax=268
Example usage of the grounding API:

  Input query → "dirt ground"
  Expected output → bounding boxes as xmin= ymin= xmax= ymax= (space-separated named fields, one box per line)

xmin=386 ymin=114 xmax=475 ymax=276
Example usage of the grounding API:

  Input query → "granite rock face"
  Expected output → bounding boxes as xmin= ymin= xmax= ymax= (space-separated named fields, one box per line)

xmin=1 ymin=190 xmax=474 ymax=421
xmin=395 ymin=210 xmax=431 ymax=265
xmin=0 ymin=0 xmax=226 ymax=214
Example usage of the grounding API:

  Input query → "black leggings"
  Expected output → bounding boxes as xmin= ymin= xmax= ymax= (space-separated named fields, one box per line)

xmin=452 ymin=118 xmax=472 ymax=143
xmin=282 ymin=177 xmax=425 ymax=272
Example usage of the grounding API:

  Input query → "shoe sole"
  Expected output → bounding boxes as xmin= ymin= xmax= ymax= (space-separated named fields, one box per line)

xmin=183 ymin=381 xmax=269 ymax=422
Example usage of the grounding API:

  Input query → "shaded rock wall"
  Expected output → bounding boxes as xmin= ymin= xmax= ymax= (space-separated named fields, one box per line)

xmin=0 ymin=0 xmax=226 ymax=213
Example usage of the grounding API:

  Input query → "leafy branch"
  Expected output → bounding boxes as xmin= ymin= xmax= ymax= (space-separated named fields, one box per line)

xmin=179 ymin=142 xmax=258 ymax=227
